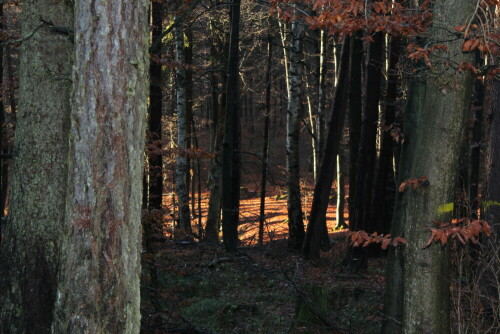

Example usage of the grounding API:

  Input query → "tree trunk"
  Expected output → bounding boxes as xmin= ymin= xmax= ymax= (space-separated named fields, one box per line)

xmin=286 ymin=18 xmax=305 ymax=250
xmin=369 ymin=35 xmax=400 ymax=234
xmin=204 ymin=17 xmax=226 ymax=242
xmin=52 ymin=1 xmax=148 ymax=332
xmin=351 ymin=32 xmax=384 ymax=233
xmin=175 ymin=22 xmax=191 ymax=233
xmin=399 ymin=0 xmax=475 ymax=332
xmin=484 ymin=79 xmax=500 ymax=234
xmin=0 ymin=1 xmax=73 ymax=332
xmin=348 ymin=33 xmax=363 ymax=232
xmin=221 ymin=0 xmax=241 ymax=252
xmin=0 ymin=2 xmax=6 ymax=222
xmin=382 ymin=71 xmax=426 ymax=334
xmin=336 ymin=154 xmax=347 ymax=229
xmin=259 ymin=29 xmax=272 ymax=247
xmin=147 ymin=1 xmax=164 ymax=212
xmin=302 ymin=38 xmax=350 ymax=259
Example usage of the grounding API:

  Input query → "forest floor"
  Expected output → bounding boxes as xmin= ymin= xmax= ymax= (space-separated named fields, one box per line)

xmin=140 ymin=184 xmax=387 ymax=334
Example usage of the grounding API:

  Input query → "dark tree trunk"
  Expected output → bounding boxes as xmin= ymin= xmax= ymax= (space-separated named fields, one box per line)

xmin=345 ymin=32 xmax=384 ymax=271
xmin=185 ymin=27 xmax=194 ymax=217
xmin=352 ymin=32 xmax=384 ymax=233
xmin=147 ymin=1 xmax=164 ymax=212
xmin=205 ymin=17 xmax=226 ymax=242
xmin=484 ymin=79 xmax=500 ymax=234
xmin=369 ymin=36 xmax=401 ymax=234
xmin=259 ymin=29 xmax=272 ymax=247
xmin=302 ymin=38 xmax=350 ymax=259
xmin=222 ymin=0 xmax=241 ymax=252
xmin=0 ymin=2 xmax=6 ymax=223
xmin=397 ymin=0 xmax=475 ymax=331
xmin=382 ymin=73 xmax=426 ymax=334
xmin=0 ymin=1 xmax=73 ymax=332
xmin=286 ymin=18 xmax=305 ymax=250
xmin=468 ymin=52 xmax=484 ymax=214
xmin=348 ymin=33 xmax=363 ymax=231
xmin=175 ymin=21 xmax=191 ymax=233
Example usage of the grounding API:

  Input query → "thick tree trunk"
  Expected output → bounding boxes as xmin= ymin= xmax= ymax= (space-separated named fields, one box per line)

xmin=399 ymin=0 xmax=475 ymax=332
xmin=52 ymin=1 xmax=148 ymax=332
xmin=302 ymin=39 xmax=350 ymax=259
xmin=484 ymin=79 xmax=500 ymax=234
xmin=0 ymin=1 xmax=73 ymax=332
xmin=286 ymin=18 xmax=305 ymax=250
xmin=221 ymin=0 xmax=241 ymax=252
xmin=175 ymin=22 xmax=191 ymax=233
xmin=0 ymin=2 xmax=6 ymax=222
xmin=382 ymin=71 xmax=426 ymax=334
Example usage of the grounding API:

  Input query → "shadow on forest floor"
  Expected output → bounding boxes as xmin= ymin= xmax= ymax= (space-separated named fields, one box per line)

xmin=140 ymin=237 xmax=386 ymax=334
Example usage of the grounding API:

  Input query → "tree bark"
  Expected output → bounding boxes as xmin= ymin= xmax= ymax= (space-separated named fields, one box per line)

xmin=286 ymin=17 xmax=305 ymax=250
xmin=369 ymin=36 xmax=400 ymax=234
xmin=175 ymin=21 xmax=192 ymax=233
xmin=0 ymin=1 xmax=73 ymax=332
xmin=52 ymin=1 xmax=148 ymax=332
xmin=221 ymin=0 xmax=241 ymax=252
xmin=204 ymin=17 xmax=226 ymax=242
xmin=348 ymin=33 xmax=363 ymax=233
xmin=399 ymin=0 xmax=476 ymax=332
xmin=484 ymin=79 xmax=500 ymax=234
xmin=146 ymin=1 xmax=164 ymax=212
xmin=259 ymin=28 xmax=272 ymax=247
xmin=302 ymin=38 xmax=350 ymax=259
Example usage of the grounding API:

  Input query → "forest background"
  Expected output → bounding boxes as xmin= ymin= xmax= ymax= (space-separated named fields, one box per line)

xmin=0 ymin=0 xmax=499 ymax=333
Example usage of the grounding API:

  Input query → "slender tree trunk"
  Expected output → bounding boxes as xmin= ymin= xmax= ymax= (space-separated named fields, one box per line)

xmin=204 ymin=18 xmax=225 ymax=242
xmin=259 ymin=29 xmax=272 ymax=247
xmin=369 ymin=36 xmax=400 ymax=234
xmin=302 ymin=38 xmax=350 ymax=259
xmin=221 ymin=0 xmax=241 ymax=252
xmin=185 ymin=27 xmax=194 ymax=217
xmin=147 ymin=1 xmax=164 ymax=212
xmin=336 ymin=154 xmax=347 ymax=229
xmin=0 ymin=2 xmax=73 ymax=332
xmin=52 ymin=1 xmax=148 ymax=332
xmin=144 ymin=1 xmax=164 ymax=316
xmin=286 ymin=17 xmax=305 ymax=250
xmin=316 ymin=30 xmax=328 ymax=171
xmin=399 ymin=0 xmax=475 ymax=331
xmin=352 ymin=32 xmax=384 ymax=233
xmin=175 ymin=22 xmax=191 ymax=233
xmin=348 ymin=33 xmax=363 ymax=232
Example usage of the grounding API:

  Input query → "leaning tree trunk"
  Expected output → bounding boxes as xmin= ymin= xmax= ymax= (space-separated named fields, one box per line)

xmin=175 ymin=21 xmax=191 ymax=233
xmin=286 ymin=17 xmax=305 ymax=250
xmin=398 ymin=0 xmax=476 ymax=332
xmin=0 ymin=2 xmax=73 ymax=332
xmin=52 ymin=1 xmax=148 ymax=333
xmin=302 ymin=38 xmax=350 ymax=259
